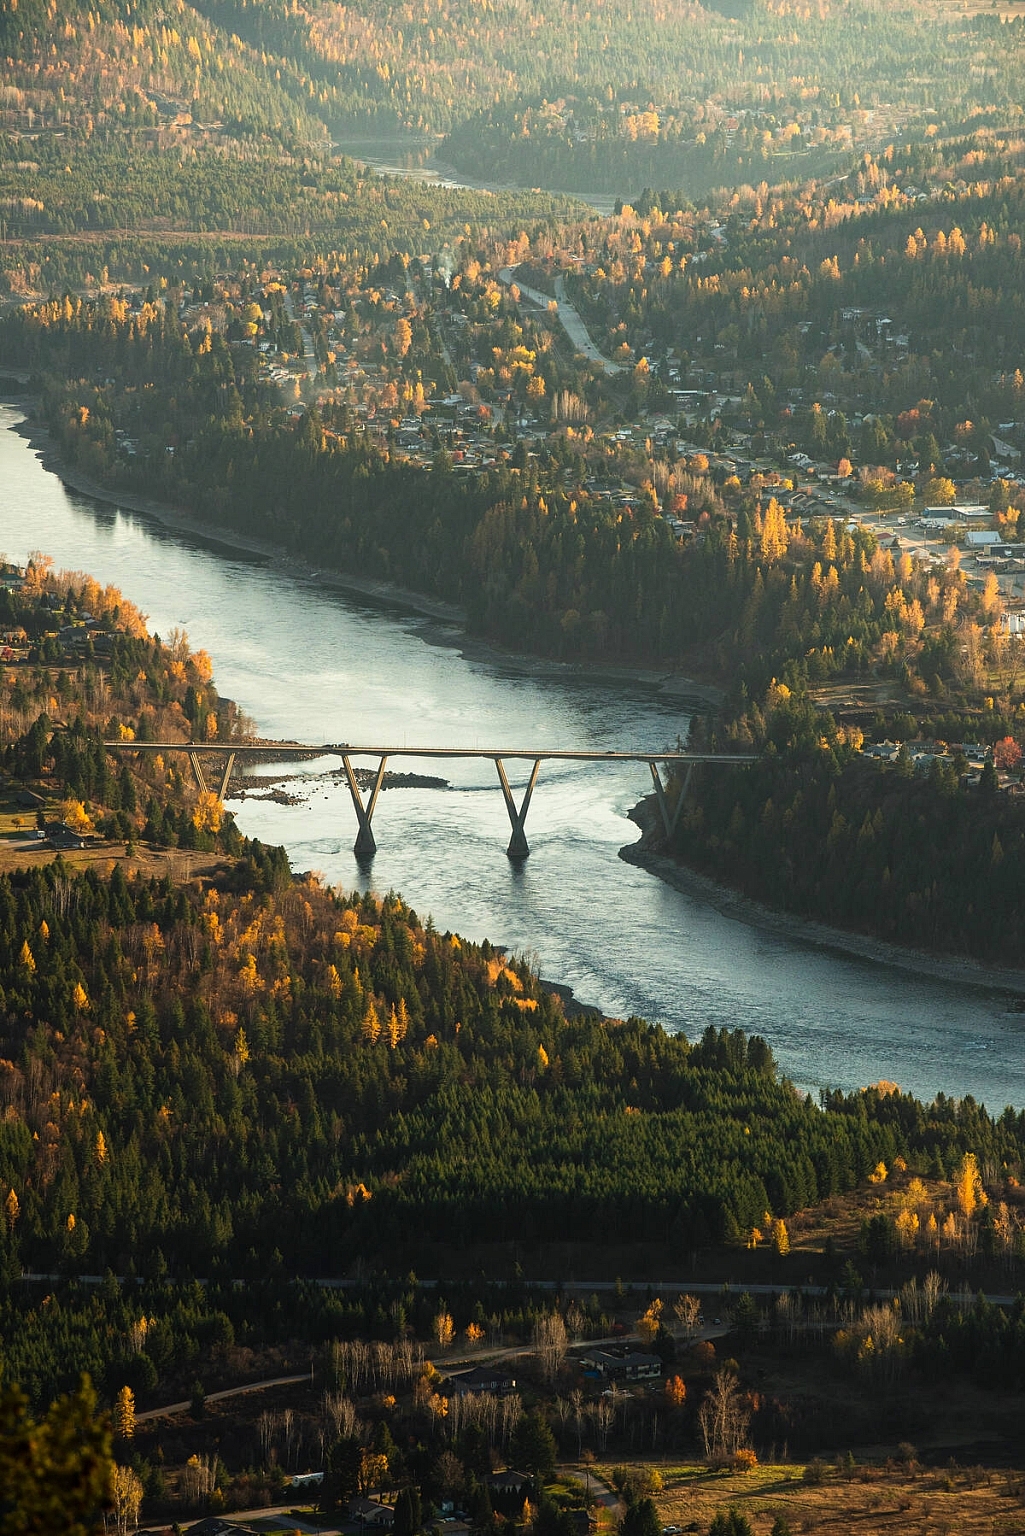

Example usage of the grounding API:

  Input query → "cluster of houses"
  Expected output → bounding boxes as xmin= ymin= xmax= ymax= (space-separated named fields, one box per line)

xmin=862 ymin=738 xmax=1020 ymax=790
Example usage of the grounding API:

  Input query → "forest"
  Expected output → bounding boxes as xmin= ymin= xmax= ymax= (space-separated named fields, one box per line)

xmin=669 ymin=687 xmax=1025 ymax=962
xmin=0 ymin=563 xmax=1019 ymax=1315
xmin=568 ymin=147 xmax=1025 ymax=405
xmin=0 ymin=287 xmax=1000 ymax=681
xmin=0 ymin=561 xmax=250 ymax=856
xmin=7 ymin=843 xmax=1025 ymax=1386
xmin=5 ymin=0 xmax=1025 ymax=289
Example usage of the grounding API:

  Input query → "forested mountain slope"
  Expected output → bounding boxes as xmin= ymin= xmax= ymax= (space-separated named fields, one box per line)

xmin=0 ymin=0 xmax=327 ymax=142
xmin=5 ymin=851 xmax=1025 ymax=1293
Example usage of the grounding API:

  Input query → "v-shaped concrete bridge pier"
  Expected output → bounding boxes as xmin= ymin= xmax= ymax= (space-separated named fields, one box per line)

xmin=104 ymin=740 xmax=756 ymax=860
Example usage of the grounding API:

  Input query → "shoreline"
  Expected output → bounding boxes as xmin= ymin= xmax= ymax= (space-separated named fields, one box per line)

xmin=620 ymin=811 xmax=1025 ymax=1000
xmin=15 ymin=398 xmax=1020 ymax=999
xmin=7 ymin=407 xmax=722 ymax=706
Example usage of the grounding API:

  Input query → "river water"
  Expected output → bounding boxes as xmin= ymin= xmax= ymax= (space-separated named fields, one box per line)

xmin=333 ymin=134 xmax=619 ymax=216
xmin=3 ymin=406 xmax=1024 ymax=1107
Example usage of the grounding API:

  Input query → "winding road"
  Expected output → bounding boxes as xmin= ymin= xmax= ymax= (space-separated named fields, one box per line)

xmin=499 ymin=265 xmax=625 ymax=374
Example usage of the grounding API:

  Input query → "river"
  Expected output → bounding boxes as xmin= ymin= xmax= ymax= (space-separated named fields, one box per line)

xmin=3 ymin=406 xmax=1024 ymax=1108
xmin=332 ymin=134 xmax=619 ymax=216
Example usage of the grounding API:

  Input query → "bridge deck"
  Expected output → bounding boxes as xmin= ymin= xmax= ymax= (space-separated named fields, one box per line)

xmin=102 ymin=741 xmax=756 ymax=858
xmin=104 ymin=742 xmax=755 ymax=763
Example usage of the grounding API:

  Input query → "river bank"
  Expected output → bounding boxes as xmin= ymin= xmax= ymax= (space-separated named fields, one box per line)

xmin=23 ymin=406 xmax=1025 ymax=1003
xmin=15 ymin=404 xmax=1022 ymax=1006
xmin=6 ymin=398 xmax=1024 ymax=1104
xmin=622 ymin=800 xmax=1025 ymax=1003
xmin=9 ymin=410 xmax=721 ymax=707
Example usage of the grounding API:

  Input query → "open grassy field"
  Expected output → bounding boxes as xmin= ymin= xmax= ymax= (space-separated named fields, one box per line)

xmin=591 ymin=1459 xmax=1025 ymax=1536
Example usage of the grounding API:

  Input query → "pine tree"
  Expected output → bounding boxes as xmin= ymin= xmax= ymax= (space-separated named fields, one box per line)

xmin=0 ymin=1375 xmax=112 ymax=1536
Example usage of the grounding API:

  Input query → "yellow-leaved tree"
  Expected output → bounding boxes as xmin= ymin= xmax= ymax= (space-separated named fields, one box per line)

xmin=192 ymin=790 xmax=223 ymax=833
xmin=110 ymin=1464 xmax=144 ymax=1536
xmin=956 ymin=1152 xmax=986 ymax=1219
xmin=759 ymin=497 xmax=790 ymax=563
xmin=113 ymin=1385 xmax=135 ymax=1441
xmin=637 ymin=1298 xmax=663 ymax=1345
xmin=62 ymin=799 xmax=94 ymax=833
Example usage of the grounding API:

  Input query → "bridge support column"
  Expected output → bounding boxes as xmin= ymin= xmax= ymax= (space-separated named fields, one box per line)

xmin=217 ymin=752 xmax=237 ymax=802
xmin=188 ymin=752 xmax=208 ymax=795
xmin=495 ymin=757 xmax=540 ymax=859
xmin=649 ymin=759 xmax=693 ymax=844
xmin=342 ymin=755 xmax=388 ymax=857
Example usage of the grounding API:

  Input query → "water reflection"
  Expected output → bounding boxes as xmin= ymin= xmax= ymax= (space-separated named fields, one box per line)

xmin=1 ymin=405 xmax=1020 ymax=1107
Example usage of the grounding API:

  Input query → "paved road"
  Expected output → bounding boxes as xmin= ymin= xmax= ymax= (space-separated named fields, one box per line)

xmin=557 ymin=1466 xmax=620 ymax=1513
xmin=553 ymin=275 xmax=626 ymax=374
xmin=135 ymin=1371 xmax=311 ymax=1424
xmin=284 ymin=290 xmax=318 ymax=381
xmin=498 ymin=266 xmax=625 ymax=375
xmin=179 ymin=1504 xmax=334 ymax=1534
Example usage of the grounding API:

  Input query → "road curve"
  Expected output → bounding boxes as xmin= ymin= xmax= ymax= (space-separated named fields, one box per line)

xmin=135 ymin=1371 xmax=310 ymax=1424
xmin=499 ymin=266 xmax=625 ymax=375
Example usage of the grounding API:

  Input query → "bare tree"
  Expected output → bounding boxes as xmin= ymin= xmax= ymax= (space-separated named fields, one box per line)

xmin=922 ymin=1269 xmax=945 ymax=1319
xmin=533 ymin=1310 xmax=569 ymax=1385
xmin=570 ymin=1388 xmax=586 ymax=1457
xmin=324 ymin=1391 xmax=361 ymax=1442
xmin=697 ymin=1370 xmax=750 ymax=1461
xmin=774 ymin=1292 xmax=800 ymax=1348
xmin=258 ymin=1410 xmax=278 ymax=1468
xmin=500 ymin=1392 xmax=523 ymax=1450
xmin=181 ymin=1452 xmax=218 ymax=1504
xmin=592 ymin=1394 xmax=615 ymax=1454
xmin=283 ymin=1407 xmax=297 ymax=1470
xmin=673 ymin=1293 xmax=702 ymax=1340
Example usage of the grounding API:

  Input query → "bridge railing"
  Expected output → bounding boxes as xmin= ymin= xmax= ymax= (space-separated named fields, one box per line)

xmin=102 ymin=741 xmax=756 ymax=858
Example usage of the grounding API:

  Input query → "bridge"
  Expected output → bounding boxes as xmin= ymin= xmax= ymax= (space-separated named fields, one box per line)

xmin=103 ymin=741 xmax=756 ymax=858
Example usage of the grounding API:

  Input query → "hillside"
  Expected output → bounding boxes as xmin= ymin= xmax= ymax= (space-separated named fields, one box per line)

xmin=7 ymin=0 xmax=1025 ymax=233
xmin=0 ymin=0 xmax=326 ymax=145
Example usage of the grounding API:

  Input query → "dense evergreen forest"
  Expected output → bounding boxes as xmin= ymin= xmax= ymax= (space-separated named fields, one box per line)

xmin=672 ymin=690 xmax=1025 ymax=962
xmin=6 ymin=851 xmax=1025 ymax=1379
xmin=0 ymin=137 xmax=579 ymax=290
xmin=0 ymin=859 xmax=855 ymax=1280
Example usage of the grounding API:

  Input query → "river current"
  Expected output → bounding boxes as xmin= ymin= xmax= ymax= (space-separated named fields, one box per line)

xmin=3 ymin=406 xmax=1024 ymax=1106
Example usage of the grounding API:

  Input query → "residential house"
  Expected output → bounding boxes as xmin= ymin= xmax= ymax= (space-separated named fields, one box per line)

xmin=443 ymin=1365 xmax=517 ymax=1397
xmin=349 ymin=1497 xmax=395 ymax=1527
xmin=486 ymin=1470 xmax=532 ymax=1497
xmin=579 ymin=1346 xmax=663 ymax=1382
